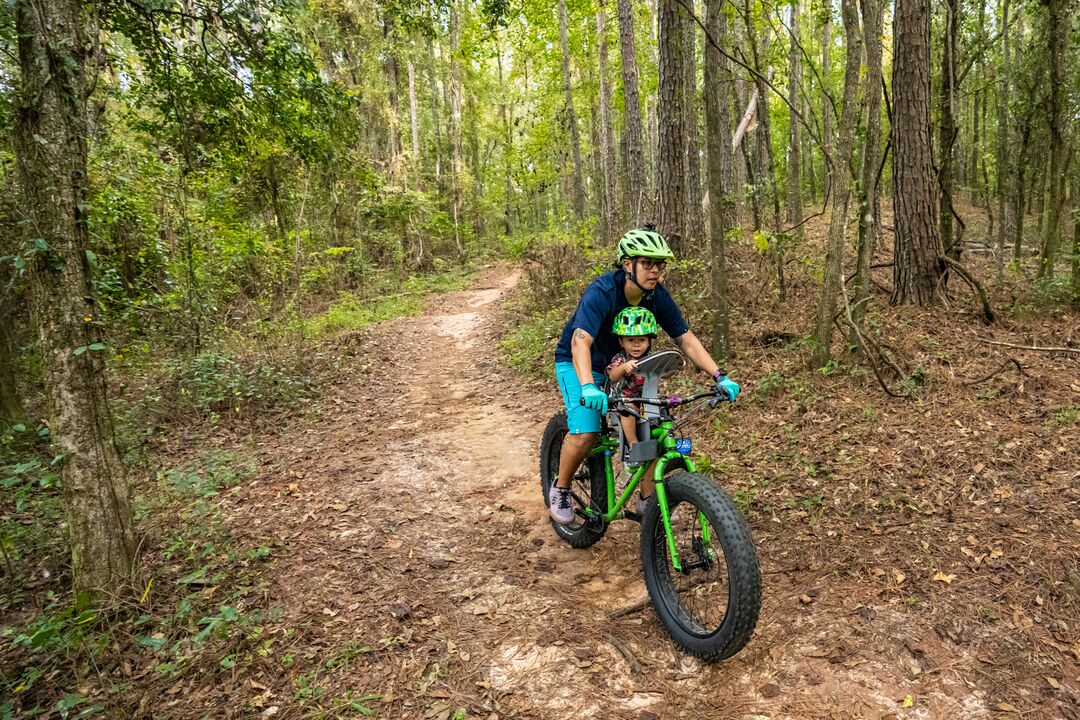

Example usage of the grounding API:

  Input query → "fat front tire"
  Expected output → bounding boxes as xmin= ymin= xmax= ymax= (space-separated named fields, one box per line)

xmin=640 ymin=471 xmax=761 ymax=661
xmin=539 ymin=411 xmax=608 ymax=548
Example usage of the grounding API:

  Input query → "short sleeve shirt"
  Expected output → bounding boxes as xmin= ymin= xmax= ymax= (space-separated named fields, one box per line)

xmin=554 ymin=270 xmax=689 ymax=374
xmin=606 ymin=351 xmax=646 ymax=399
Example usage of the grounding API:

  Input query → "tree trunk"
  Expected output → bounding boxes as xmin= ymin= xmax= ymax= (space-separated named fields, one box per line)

xmin=497 ymin=49 xmax=514 ymax=237
xmin=938 ymin=0 xmax=958 ymax=259
xmin=852 ymin=0 xmax=885 ymax=333
xmin=1073 ymin=173 xmax=1080 ymax=301
xmin=617 ymin=0 xmax=646 ymax=224
xmin=449 ymin=3 xmax=464 ymax=255
xmin=558 ymin=0 xmax=587 ymax=220
xmin=0 ymin=319 xmax=27 ymax=425
xmin=597 ymin=4 xmax=619 ymax=240
xmin=383 ymin=16 xmax=403 ymax=183
xmin=12 ymin=0 xmax=136 ymax=596
xmin=1013 ymin=102 xmax=1034 ymax=260
xmin=786 ymin=0 xmax=804 ymax=242
xmin=407 ymin=59 xmax=420 ymax=175
xmin=683 ymin=0 xmax=704 ymax=244
xmin=744 ymin=1 xmax=784 ymax=298
xmin=812 ymin=0 xmax=861 ymax=366
xmin=994 ymin=0 xmax=1011 ymax=283
xmin=658 ymin=0 xmax=689 ymax=248
xmin=1038 ymin=0 xmax=1069 ymax=277
xmin=705 ymin=0 xmax=738 ymax=358
xmin=821 ymin=9 xmax=833 ymax=200
xmin=891 ymin=0 xmax=944 ymax=305
xmin=426 ymin=38 xmax=445 ymax=192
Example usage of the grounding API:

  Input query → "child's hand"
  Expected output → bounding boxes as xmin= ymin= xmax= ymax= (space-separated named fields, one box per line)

xmin=624 ymin=360 xmax=638 ymax=373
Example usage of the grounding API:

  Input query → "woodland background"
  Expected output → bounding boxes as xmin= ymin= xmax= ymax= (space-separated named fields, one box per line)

xmin=1 ymin=0 xmax=1078 ymax=716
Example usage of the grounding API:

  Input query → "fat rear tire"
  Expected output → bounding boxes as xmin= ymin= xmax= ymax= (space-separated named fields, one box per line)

xmin=539 ymin=411 xmax=608 ymax=548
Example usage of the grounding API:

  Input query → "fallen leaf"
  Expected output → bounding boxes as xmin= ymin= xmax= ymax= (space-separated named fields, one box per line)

xmin=997 ymin=702 xmax=1018 ymax=712
xmin=1046 ymin=677 xmax=1061 ymax=690
xmin=331 ymin=503 xmax=348 ymax=512
xmin=932 ymin=571 xmax=956 ymax=585
xmin=893 ymin=569 xmax=906 ymax=585
xmin=900 ymin=694 xmax=913 ymax=708
xmin=799 ymin=594 xmax=814 ymax=604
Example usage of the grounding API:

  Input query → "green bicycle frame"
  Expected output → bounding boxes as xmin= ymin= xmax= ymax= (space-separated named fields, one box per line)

xmin=586 ymin=418 xmax=700 ymax=571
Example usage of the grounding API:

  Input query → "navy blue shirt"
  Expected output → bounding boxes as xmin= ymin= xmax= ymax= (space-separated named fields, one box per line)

xmin=554 ymin=270 xmax=689 ymax=374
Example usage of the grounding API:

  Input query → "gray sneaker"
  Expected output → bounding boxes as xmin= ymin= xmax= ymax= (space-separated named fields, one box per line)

xmin=549 ymin=485 xmax=575 ymax=524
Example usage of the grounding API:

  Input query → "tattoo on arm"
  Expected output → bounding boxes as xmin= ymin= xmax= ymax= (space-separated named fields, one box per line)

xmin=574 ymin=329 xmax=588 ymax=341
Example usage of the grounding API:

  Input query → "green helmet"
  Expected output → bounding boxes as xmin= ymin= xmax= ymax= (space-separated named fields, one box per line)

xmin=612 ymin=306 xmax=658 ymax=338
xmin=617 ymin=229 xmax=676 ymax=263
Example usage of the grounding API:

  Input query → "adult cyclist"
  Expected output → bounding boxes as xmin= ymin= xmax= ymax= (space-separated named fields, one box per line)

xmin=548 ymin=228 xmax=742 ymax=524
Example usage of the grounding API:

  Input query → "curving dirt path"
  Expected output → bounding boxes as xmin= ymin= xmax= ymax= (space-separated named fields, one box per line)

xmin=221 ymin=268 xmax=1007 ymax=719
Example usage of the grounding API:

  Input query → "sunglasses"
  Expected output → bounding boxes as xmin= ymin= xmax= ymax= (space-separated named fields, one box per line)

xmin=638 ymin=258 xmax=666 ymax=271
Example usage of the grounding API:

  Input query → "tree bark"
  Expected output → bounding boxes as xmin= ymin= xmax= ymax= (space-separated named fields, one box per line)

xmin=821 ymin=9 xmax=833 ymax=200
xmin=994 ymin=0 xmax=1011 ymax=283
xmin=1038 ymin=0 xmax=1069 ymax=277
xmin=0 ymin=319 xmax=27 ymax=425
xmin=658 ymin=0 xmax=689 ymax=248
xmin=497 ymin=48 xmax=514 ymax=237
xmin=426 ymin=38 xmax=445 ymax=192
xmin=449 ymin=3 xmax=464 ymax=255
xmin=383 ymin=16 xmax=404 ymax=183
xmin=743 ymin=1 xmax=784 ymax=298
xmin=12 ymin=0 xmax=136 ymax=596
xmin=786 ymin=0 xmax=804 ymax=243
xmin=558 ymin=0 xmax=587 ymax=220
xmin=683 ymin=0 xmax=704 ymax=244
xmin=938 ymin=0 xmax=958 ymax=259
xmin=597 ymin=4 xmax=619 ymax=240
xmin=852 ymin=0 xmax=884 ymax=332
xmin=407 ymin=59 xmax=420 ymax=175
xmin=812 ymin=0 xmax=861 ymax=366
xmin=705 ymin=0 xmax=738 ymax=358
xmin=617 ymin=0 xmax=646 ymax=224
xmin=891 ymin=0 xmax=945 ymax=305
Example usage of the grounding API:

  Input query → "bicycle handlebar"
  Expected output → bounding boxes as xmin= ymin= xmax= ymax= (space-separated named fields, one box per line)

xmin=579 ymin=388 xmax=729 ymax=408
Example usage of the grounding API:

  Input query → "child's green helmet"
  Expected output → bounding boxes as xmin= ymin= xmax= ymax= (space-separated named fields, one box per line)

xmin=617 ymin=229 xmax=676 ymax=262
xmin=612 ymin=306 xmax=658 ymax=337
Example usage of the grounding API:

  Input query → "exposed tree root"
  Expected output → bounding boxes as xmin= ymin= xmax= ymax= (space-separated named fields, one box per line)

xmin=940 ymin=256 xmax=995 ymax=324
xmin=960 ymin=358 xmax=1026 ymax=385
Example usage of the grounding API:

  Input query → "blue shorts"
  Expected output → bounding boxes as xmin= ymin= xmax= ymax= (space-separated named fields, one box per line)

xmin=555 ymin=362 xmax=606 ymax=435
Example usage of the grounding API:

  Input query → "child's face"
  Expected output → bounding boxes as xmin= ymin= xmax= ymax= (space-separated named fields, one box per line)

xmin=620 ymin=335 xmax=650 ymax=359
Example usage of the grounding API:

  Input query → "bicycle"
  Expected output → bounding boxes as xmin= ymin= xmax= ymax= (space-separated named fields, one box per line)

xmin=539 ymin=350 xmax=761 ymax=660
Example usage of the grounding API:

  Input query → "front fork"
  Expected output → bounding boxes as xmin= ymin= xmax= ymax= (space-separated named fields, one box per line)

xmin=654 ymin=453 xmax=698 ymax=572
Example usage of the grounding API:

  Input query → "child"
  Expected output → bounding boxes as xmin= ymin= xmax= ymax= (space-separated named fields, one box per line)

xmin=605 ymin=306 xmax=658 ymax=467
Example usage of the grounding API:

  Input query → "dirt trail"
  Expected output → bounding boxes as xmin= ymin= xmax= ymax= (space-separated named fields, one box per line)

xmin=224 ymin=268 xmax=1005 ymax=719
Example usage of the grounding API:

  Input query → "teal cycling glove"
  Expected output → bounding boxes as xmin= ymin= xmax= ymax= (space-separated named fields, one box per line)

xmin=580 ymin=384 xmax=609 ymax=414
xmin=714 ymin=372 xmax=741 ymax=401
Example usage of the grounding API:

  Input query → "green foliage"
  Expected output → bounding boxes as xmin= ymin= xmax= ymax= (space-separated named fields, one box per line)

xmin=166 ymin=352 xmax=315 ymax=421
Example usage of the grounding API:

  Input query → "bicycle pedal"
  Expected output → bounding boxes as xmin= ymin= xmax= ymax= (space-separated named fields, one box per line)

xmin=623 ymin=510 xmax=643 ymax=523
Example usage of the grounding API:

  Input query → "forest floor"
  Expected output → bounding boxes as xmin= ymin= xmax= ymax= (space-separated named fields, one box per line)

xmin=120 ymin=250 xmax=1079 ymax=720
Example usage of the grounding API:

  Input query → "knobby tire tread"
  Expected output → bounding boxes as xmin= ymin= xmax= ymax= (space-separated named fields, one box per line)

xmin=640 ymin=472 xmax=761 ymax=661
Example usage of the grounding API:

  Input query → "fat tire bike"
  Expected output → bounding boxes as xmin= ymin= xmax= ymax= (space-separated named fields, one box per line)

xmin=539 ymin=351 xmax=761 ymax=661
